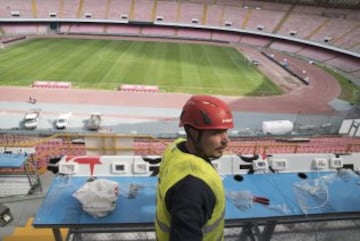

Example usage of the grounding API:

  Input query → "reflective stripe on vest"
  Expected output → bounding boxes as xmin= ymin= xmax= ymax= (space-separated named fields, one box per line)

xmin=156 ymin=213 xmax=170 ymax=233
xmin=202 ymin=209 xmax=225 ymax=234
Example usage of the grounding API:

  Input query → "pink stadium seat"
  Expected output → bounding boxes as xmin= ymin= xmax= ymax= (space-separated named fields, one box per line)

xmin=61 ymin=0 xmax=80 ymax=18
xmin=178 ymin=2 xmax=204 ymax=25
xmin=155 ymin=1 xmax=178 ymax=23
xmin=204 ymin=4 xmax=223 ymax=27
xmin=245 ymin=9 xmax=286 ymax=33
xmin=107 ymin=0 xmax=131 ymax=20
xmin=81 ymin=0 xmax=107 ymax=19
xmin=1 ymin=0 xmax=33 ymax=18
xmin=132 ymin=0 xmax=154 ymax=22
xmin=276 ymin=13 xmax=327 ymax=39
xmin=222 ymin=6 xmax=246 ymax=29
xmin=35 ymin=0 xmax=60 ymax=18
xmin=106 ymin=24 xmax=141 ymax=35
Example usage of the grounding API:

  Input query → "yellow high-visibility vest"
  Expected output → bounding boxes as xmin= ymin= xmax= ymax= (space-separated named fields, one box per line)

xmin=155 ymin=139 xmax=225 ymax=241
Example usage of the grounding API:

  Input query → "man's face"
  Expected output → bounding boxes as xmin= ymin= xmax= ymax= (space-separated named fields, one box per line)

xmin=200 ymin=129 xmax=230 ymax=160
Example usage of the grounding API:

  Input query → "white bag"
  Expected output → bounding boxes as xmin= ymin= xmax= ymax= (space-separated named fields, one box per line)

xmin=72 ymin=178 xmax=119 ymax=218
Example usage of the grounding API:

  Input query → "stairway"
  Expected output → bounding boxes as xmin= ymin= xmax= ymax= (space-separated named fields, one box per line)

xmin=3 ymin=218 xmax=68 ymax=241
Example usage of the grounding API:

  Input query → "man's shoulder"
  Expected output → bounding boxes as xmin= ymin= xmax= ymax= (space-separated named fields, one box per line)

xmin=172 ymin=175 xmax=214 ymax=198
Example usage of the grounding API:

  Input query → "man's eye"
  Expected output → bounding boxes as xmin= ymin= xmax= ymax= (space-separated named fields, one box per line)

xmin=213 ymin=130 xmax=226 ymax=135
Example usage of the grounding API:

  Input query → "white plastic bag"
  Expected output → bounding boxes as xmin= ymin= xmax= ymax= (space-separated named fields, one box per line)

xmin=72 ymin=178 xmax=119 ymax=218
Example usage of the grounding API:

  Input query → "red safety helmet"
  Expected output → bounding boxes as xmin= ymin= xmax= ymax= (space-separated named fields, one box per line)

xmin=179 ymin=95 xmax=234 ymax=130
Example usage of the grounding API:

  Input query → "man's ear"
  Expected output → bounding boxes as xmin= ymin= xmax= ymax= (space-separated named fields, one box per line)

xmin=187 ymin=126 xmax=199 ymax=140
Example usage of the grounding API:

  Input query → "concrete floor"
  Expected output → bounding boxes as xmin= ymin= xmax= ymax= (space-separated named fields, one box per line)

xmin=0 ymin=99 xmax=343 ymax=137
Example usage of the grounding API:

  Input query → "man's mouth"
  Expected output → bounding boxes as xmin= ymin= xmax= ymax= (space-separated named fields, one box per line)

xmin=216 ymin=146 xmax=227 ymax=152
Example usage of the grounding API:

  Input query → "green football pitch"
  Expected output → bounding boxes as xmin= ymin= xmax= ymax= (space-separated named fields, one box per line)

xmin=0 ymin=37 xmax=282 ymax=96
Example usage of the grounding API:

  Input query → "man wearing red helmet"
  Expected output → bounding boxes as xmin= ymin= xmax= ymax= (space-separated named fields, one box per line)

xmin=155 ymin=95 xmax=234 ymax=241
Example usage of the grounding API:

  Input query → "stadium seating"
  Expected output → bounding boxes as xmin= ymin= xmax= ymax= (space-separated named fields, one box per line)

xmin=178 ymin=2 xmax=204 ymax=25
xmin=2 ymin=133 xmax=360 ymax=173
xmin=155 ymin=1 xmax=178 ymax=23
xmin=132 ymin=0 xmax=154 ymax=22
xmin=61 ymin=0 xmax=79 ymax=18
xmin=245 ymin=8 xmax=287 ymax=33
xmin=107 ymin=0 xmax=131 ymax=20
xmin=0 ymin=1 xmax=359 ymax=87
xmin=81 ymin=0 xmax=108 ymax=20
xmin=1 ymin=0 xmax=32 ymax=18
xmin=221 ymin=6 xmax=247 ymax=29
xmin=34 ymin=0 xmax=59 ymax=18
xmin=0 ymin=0 xmax=358 ymax=52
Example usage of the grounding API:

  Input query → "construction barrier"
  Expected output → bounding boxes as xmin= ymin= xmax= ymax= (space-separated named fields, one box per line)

xmin=32 ymin=81 xmax=72 ymax=89
xmin=118 ymin=84 xmax=159 ymax=93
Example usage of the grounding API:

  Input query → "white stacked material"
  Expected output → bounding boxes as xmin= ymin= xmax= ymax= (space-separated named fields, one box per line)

xmin=262 ymin=120 xmax=294 ymax=135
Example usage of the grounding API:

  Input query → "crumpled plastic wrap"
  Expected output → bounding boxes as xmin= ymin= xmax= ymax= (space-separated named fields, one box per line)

xmin=72 ymin=178 xmax=119 ymax=218
xmin=227 ymin=190 xmax=289 ymax=214
xmin=293 ymin=177 xmax=329 ymax=214
xmin=227 ymin=190 xmax=254 ymax=210
xmin=293 ymin=170 xmax=358 ymax=214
